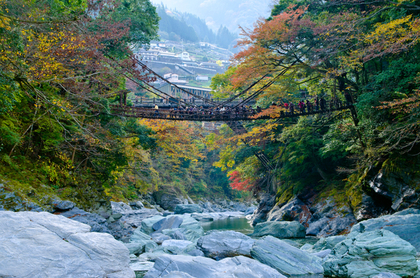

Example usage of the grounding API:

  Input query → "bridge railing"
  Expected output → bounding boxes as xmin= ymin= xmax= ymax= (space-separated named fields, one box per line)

xmin=133 ymin=97 xmax=255 ymax=106
xmin=109 ymin=104 xmax=354 ymax=121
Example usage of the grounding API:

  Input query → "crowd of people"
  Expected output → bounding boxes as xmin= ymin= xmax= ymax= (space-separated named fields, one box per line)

xmin=276 ymin=93 xmax=353 ymax=116
xmin=146 ymin=93 xmax=353 ymax=119
xmin=151 ymin=104 xmax=258 ymax=119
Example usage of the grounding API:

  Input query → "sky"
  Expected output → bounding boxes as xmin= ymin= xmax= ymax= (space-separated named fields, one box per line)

xmin=153 ymin=0 xmax=274 ymax=33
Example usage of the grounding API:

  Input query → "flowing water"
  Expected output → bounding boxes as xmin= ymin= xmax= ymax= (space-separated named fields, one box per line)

xmin=200 ymin=216 xmax=324 ymax=278
xmin=201 ymin=217 xmax=254 ymax=234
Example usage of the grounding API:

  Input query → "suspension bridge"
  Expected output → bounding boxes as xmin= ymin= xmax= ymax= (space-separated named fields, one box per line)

xmin=112 ymin=58 xmax=358 ymax=171
xmin=110 ymin=104 xmax=354 ymax=122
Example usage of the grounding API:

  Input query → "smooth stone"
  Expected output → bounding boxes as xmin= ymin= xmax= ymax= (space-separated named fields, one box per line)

xmin=372 ymin=273 xmax=402 ymax=278
xmin=141 ymin=215 xmax=165 ymax=234
xmin=112 ymin=201 xmax=133 ymax=214
xmin=251 ymin=221 xmax=306 ymax=238
xmin=161 ymin=271 xmax=194 ymax=278
xmin=174 ymin=204 xmax=203 ymax=214
xmin=143 ymin=255 xmax=284 ymax=278
xmin=197 ymin=230 xmax=255 ymax=260
xmin=52 ymin=200 xmax=75 ymax=211
xmin=251 ymin=236 xmax=323 ymax=276
xmin=126 ymin=229 xmax=157 ymax=255
xmin=130 ymin=260 xmax=154 ymax=272
xmin=311 ymin=236 xmax=347 ymax=252
xmin=313 ymin=249 xmax=331 ymax=259
xmin=161 ymin=240 xmax=194 ymax=250
xmin=162 ymin=229 xmax=187 ymax=240
xmin=0 ymin=211 xmax=134 ymax=278
xmin=56 ymin=207 xmax=111 ymax=234
xmin=323 ymin=229 xmax=418 ymax=278
xmin=152 ymin=216 xmax=183 ymax=232
xmin=191 ymin=213 xmax=214 ymax=222
xmin=130 ymin=201 xmax=144 ymax=210
xmin=151 ymin=233 xmax=172 ymax=244
xmin=350 ymin=208 xmax=420 ymax=251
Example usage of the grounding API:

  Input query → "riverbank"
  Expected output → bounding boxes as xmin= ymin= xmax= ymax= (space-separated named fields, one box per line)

xmin=1 ymin=198 xmax=419 ymax=277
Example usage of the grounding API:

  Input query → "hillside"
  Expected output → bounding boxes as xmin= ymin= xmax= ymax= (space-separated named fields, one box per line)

xmin=156 ymin=5 xmax=237 ymax=49
xmin=154 ymin=0 xmax=273 ymax=33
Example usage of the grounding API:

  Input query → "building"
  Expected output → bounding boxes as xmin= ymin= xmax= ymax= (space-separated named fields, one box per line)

xmin=200 ymin=62 xmax=220 ymax=69
xmin=196 ymin=75 xmax=209 ymax=81
xmin=164 ymin=73 xmax=188 ymax=85
xmin=156 ymin=83 xmax=212 ymax=99
xmin=180 ymin=52 xmax=191 ymax=61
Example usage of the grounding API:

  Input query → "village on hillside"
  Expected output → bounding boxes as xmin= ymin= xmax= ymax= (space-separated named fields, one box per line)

xmin=128 ymin=40 xmax=231 ymax=103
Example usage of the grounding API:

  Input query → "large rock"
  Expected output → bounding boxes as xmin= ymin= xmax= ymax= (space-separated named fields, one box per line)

xmin=58 ymin=207 xmax=111 ymax=235
xmin=152 ymin=215 xmax=183 ymax=232
xmin=52 ymin=199 xmax=75 ymax=211
xmin=141 ymin=215 xmax=166 ymax=234
xmin=353 ymin=193 xmax=391 ymax=221
xmin=0 ymin=211 xmax=134 ymax=278
xmin=153 ymin=192 xmax=184 ymax=211
xmin=349 ymin=208 xmax=420 ymax=251
xmin=250 ymin=193 xmax=276 ymax=225
xmin=250 ymin=221 xmax=306 ymax=238
xmin=306 ymin=198 xmax=357 ymax=237
xmin=0 ymin=185 xmax=43 ymax=212
xmin=174 ymin=204 xmax=203 ymax=214
xmin=267 ymin=197 xmax=311 ymax=225
xmin=323 ymin=229 xmax=418 ymax=278
xmin=144 ymin=255 xmax=284 ymax=278
xmin=191 ymin=213 xmax=214 ymax=222
xmin=251 ymin=236 xmax=323 ymax=276
xmin=125 ymin=229 xmax=157 ymax=255
xmin=59 ymin=206 xmax=160 ymax=241
xmin=111 ymin=201 xmax=133 ymax=214
xmin=197 ymin=231 xmax=255 ymax=260
xmin=310 ymin=235 xmax=347 ymax=252
xmin=142 ymin=215 xmax=204 ymax=243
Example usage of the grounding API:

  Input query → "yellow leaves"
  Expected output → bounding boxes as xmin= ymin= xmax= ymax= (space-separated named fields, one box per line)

xmin=0 ymin=15 xmax=11 ymax=30
xmin=364 ymin=15 xmax=413 ymax=44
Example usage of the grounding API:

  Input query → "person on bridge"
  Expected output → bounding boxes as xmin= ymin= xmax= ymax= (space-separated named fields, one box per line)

xmin=298 ymin=100 xmax=305 ymax=113
xmin=306 ymin=100 xmax=312 ymax=113
xmin=289 ymin=102 xmax=295 ymax=115
xmin=154 ymin=104 xmax=159 ymax=116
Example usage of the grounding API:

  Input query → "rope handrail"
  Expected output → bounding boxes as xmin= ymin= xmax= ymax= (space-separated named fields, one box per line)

xmin=109 ymin=104 xmax=354 ymax=122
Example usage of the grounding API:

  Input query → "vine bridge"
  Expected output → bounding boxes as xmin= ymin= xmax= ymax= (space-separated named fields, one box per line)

xmin=115 ymin=59 xmax=358 ymax=171
xmin=110 ymin=104 xmax=355 ymax=122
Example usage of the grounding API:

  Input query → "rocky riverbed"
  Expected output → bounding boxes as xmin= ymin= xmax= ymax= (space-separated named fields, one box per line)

xmin=0 ymin=194 xmax=420 ymax=278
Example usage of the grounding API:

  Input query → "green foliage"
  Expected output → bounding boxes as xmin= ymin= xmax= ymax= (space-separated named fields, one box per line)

xmin=0 ymin=72 xmax=21 ymax=114
xmin=112 ymin=0 xmax=159 ymax=46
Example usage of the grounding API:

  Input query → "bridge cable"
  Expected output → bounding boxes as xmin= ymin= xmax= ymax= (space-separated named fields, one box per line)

xmin=134 ymin=57 xmax=218 ymax=106
xmin=233 ymin=61 xmax=299 ymax=108
xmin=107 ymin=56 xmax=192 ymax=107
xmin=109 ymin=61 xmax=191 ymax=107
xmin=218 ymin=72 xmax=272 ymax=106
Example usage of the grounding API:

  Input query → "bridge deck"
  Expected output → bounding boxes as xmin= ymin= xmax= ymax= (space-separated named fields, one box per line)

xmin=110 ymin=105 xmax=353 ymax=121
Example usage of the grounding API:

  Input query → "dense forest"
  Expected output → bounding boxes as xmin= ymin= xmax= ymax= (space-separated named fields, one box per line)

xmin=156 ymin=5 xmax=237 ymax=49
xmin=211 ymin=0 xmax=420 ymax=214
xmin=0 ymin=0 xmax=240 ymax=211
xmin=1 ymin=0 xmax=420 ymax=217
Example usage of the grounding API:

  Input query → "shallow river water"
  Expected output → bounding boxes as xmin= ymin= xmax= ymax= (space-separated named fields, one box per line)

xmin=201 ymin=216 xmax=254 ymax=234
xmin=200 ymin=216 xmax=324 ymax=278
